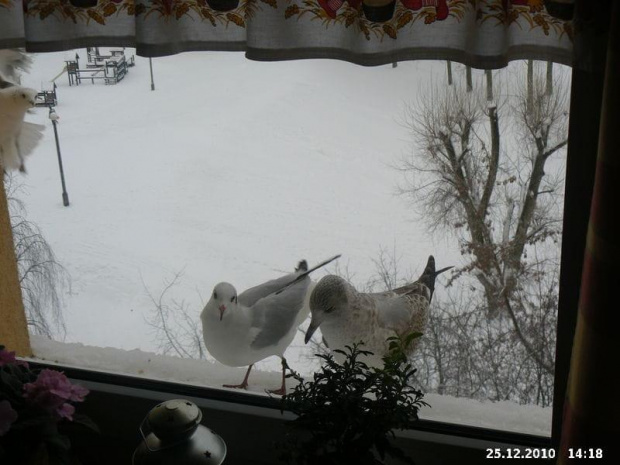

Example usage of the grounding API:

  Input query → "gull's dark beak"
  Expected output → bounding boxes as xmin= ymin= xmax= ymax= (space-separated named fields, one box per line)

xmin=219 ymin=304 xmax=226 ymax=321
xmin=304 ymin=318 xmax=320 ymax=344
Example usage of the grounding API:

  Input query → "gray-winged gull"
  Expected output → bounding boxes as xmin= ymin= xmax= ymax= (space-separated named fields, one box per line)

xmin=304 ymin=255 xmax=452 ymax=366
xmin=201 ymin=255 xmax=340 ymax=395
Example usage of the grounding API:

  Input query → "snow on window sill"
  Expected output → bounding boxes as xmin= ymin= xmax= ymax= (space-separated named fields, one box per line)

xmin=27 ymin=335 xmax=551 ymax=437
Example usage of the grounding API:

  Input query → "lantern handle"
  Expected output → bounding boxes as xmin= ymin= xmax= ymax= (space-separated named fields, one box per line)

xmin=138 ymin=414 xmax=160 ymax=453
xmin=139 ymin=413 xmax=204 ymax=453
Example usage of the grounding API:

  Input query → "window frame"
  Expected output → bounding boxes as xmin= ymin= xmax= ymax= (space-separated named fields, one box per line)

xmin=9 ymin=45 xmax=604 ymax=452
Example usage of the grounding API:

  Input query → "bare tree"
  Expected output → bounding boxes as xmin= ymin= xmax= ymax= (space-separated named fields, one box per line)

xmin=339 ymin=242 xmax=557 ymax=406
xmin=411 ymin=266 xmax=557 ymax=406
xmin=397 ymin=61 xmax=568 ymax=381
xmin=366 ymin=244 xmax=415 ymax=292
xmin=143 ymin=271 xmax=206 ymax=360
xmin=5 ymin=174 xmax=69 ymax=339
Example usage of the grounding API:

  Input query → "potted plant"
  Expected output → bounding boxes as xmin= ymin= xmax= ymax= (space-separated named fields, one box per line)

xmin=0 ymin=345 xmax=98 ymax=465
xmin=279 ymin=333 xmax=428 ymax=465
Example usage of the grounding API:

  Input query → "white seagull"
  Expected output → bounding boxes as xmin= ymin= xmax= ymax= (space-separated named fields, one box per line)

xmin=201 ymin=255 xmax=340 ymax=395
xmin=0 ymin=81 xmax=45 ymax=173
xmin=305 ymin=255 xmax=452 ymax=366
xmin=0 ymin=49 xmax=33 ymax=85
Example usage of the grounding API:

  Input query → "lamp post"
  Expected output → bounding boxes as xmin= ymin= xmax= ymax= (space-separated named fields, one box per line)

xmin=149 ymin=57 xmax=155 ymax=91
xmin=48 ymin=107 xmax=70 ymax=207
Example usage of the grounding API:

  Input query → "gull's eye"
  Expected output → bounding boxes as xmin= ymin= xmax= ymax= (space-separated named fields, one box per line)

xmin=230 ymin=296 xmax=235 ymax=303
xmin=325 ymin=306 xmax=335 ymax=314
xmin=213 ymin=291 xmax=218 ymax=300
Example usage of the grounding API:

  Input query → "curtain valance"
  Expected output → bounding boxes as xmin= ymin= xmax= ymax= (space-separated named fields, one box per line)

xmin=1 ymin=0 xmax=573 ymax=68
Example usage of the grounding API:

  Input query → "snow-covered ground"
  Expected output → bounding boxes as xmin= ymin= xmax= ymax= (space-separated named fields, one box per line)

xmin=19 ymin=50 xmax=459 ymax=361
xmin=15 ymin=50 xmax=551 ymax=435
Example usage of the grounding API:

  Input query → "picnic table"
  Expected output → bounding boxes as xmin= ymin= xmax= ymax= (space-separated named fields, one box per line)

xmin=66 ymin=48 xmax=133 ymax=86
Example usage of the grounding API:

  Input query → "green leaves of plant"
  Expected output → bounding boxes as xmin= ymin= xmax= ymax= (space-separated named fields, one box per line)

xmin=279 ymin=332 xmax=428 ymax=465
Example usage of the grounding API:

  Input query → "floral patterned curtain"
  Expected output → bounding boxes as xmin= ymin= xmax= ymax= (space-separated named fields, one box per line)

xmin=0 ymin=0 xmax=572 ymax=67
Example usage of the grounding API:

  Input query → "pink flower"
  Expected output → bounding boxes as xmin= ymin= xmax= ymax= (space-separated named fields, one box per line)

xmin=23 ymin=369 xmax=89 ymax=421
xmin=55 ymin=403 xmax=76 ymax=421
xmin=0 ymin=400 xmax=18 ymax=436
xmin=0 ymin=348 xmax=29 ymax=368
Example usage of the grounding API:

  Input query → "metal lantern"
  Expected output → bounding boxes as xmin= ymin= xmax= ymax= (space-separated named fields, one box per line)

xmin=133 ymin=399 xmax=227 ymax=465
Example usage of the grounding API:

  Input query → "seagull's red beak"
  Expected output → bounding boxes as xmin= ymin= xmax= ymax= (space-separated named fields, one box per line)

xmin=219 ymin=304 xmax=226 ymax=321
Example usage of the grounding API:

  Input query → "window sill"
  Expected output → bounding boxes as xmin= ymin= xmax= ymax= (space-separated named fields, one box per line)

xmin=24 ymin=361 xmax=553 ymax=465
xmin=26 ymin=335 xmax=552 ymax=448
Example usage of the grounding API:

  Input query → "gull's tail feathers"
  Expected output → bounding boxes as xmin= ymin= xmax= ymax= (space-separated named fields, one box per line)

xmin=392 ymin=255 xmax=453 ymax=301
xmin=417 ymin=255 xmax=453 ymax=302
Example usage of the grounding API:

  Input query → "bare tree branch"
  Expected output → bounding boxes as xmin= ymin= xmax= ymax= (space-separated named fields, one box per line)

xmin=397 ymin=61 xmax=567 ymax=393
xmin=6 ymin=173 xmax=69 ymax=339
xmin=143 ymin=271 xmax=206 ymax=360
